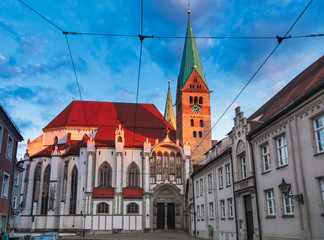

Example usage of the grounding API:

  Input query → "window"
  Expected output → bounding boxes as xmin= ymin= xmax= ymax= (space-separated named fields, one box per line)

xmin=314 ymin=115 xmax=324 ymax=153
xmin=321 ymin=179 xmax=324 ymax=207
xmin=277 ymin=135 xmax=288 ymax=166
xmin=283 ymin=190 xmax=294 ymax=215
xmin=15 ymin=172 xmax=20 ymax=186
xmin=219 ymin=168 xmax=224 ymax=188
xmin=157 ymin=152 xmax=162 ymax=175
xmin=228 ymin=198 xmax=233 ymax=218
xmin=191 ymin=119 xmax=194 ymax=127
xmin=200 ymin=178 xmax=204 ymax=196
xmin=266 ymin=190 xmax=275 ymax=216
xmin=199 ymin=131 xmax=202 ymax=138
xmin=97 ymin=202 xmax=109 ymax=214
xmin=54 ymin=136 xmax=58 ymax=145
xmin=6 ymin=135 xmax=13 ymax=160
xmin=98 ymin=162 xmax=112 ymax=187
xmin=201 ymin=204 xmax=205 ymax=220
xmin=200 ymin=120 xmax=203 ymax=127
xmin=226 ymin=164 xmax=231 ymax=186
xmin=0 ymin=124 xmax=3 ymax=153
xmin=208 ymin=174 xmax=213 ymax=192
xmin=209 ymin=202 xmax=214 ymax=219
xmin=193 ymin=131 xmax=197 ymax=138
xmin=127 ymin=203 xmax=139 ymax=214
xmin=262 ymin=144 xmax=271 ymax=172
xmin=12 ymin=195 xmax=17 ymax=209
xmin=1 ymin=172 xmax=10 ymax=198
xmin=197 ymin=205 xmax=200 ymax=220
xmin=69 ymin=166 xmax=78 ymax=214
xmin=190 ymin=96 xmax=193 ymax=104
xmin=199 ymin=97 xmax=203 ymax=104
xmin=194 ymin=77 xmax=197 ymax=83
xmin=128 ymin=162 xmax=140 ymax=187
xmin=241 ymin=157 xmax=247 ymax=179
xmin=194 ymin=97 xmax=198 ymax=104
xmin=41 ymin=165 xmax=51 ymax=215
xmin=220 ymin=200 xmax=225 ymax=218
xmin=196 ymin=180 xmax=200 ymax=197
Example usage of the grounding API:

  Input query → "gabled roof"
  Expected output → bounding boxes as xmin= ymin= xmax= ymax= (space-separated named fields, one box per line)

xmin=248 ymin=55 xmax=324 ymax=133
xmin=164 ymin=82 xmax=176 ymax=130
xmin=178 ymin=16 xmax=207 ymax=90
xmin=42 ymin=100 xmax=176 ymax=148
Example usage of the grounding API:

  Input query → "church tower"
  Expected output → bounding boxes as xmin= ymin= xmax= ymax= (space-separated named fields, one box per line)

xmin=176 ymin=8 xmax=212 ymax=163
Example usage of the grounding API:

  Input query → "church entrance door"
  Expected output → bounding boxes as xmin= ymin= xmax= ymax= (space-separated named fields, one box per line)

xmin=167 ymin=203 xmax=175 ymax=229
xmin=157 ymin=203 xmax=165 ymax=229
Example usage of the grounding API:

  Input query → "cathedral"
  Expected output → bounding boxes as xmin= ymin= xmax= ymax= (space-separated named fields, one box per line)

xmin=19 ymin=9 xmax=212 ymax=234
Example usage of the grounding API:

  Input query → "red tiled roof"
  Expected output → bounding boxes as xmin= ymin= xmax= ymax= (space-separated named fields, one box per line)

xmin=43 ymin=101 xmax=176 ymax=147
xmin=123 ymin=188 xmax=143 ymax=198
xmin=93 ymin=188 xmax=115 ymax=198
xmin=248 ymin=55 xmax=324 ymax=131
xmin=31 ymin=140 xmax=82 ymax=158
xmin=192 ymin=164 xmax=205 ymax=174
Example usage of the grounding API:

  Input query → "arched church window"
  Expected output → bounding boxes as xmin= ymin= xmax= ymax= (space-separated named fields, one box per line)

xmin=41 ymin=164 xmax=51 ymax=215
xmin=194 ymin=77 xmax=197 ymax=83
xmin=97 ymin=202 xmax=109 ymax=214
xmin=128 ymin=162 xmax=140 ymax=187
xmin=199 ymin=131 xmax=202 ymax=138
xmin=163 ymin=152 xmax=169 ymax=180
xmin=170 ymin=152 xmax=175 ymax=177
xmin=200 ymin=120 xmax=203 ymax=127
xmin=54 ymin=136 xmax=58 ymax=145
xmin=98 ymin=162 xmax=112 ymax=187
xmin=193 ymin=131 xmax=197 ymax=138
xmin=151 ymin=152 xmax=156 ymax=183
xmin=127 ymin=203 xmax=139 ymax=214
xmin=117 ymin=136 xmax=122 ymax=142
xmin=69 ymin=166 xmax=78 ymax=214
xmin=194 ymin=97 xmax=198 ymax=104
xmin=199 ymin=97 xmax=203 ymax=104
xmin=189 ymin=96 xmax=193 ymax=104
xmin=33 ymin=162 xmax=42 ymax=203
xmin=191 ymin=119 xmax=194 ymax=127
xmin=176 ymin=153 xmax=182 ymax=184
xmin=157 ymin=152 xmax=162 ymax=175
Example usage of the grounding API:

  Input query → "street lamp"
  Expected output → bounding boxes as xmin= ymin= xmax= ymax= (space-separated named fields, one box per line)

xmin=278 ymin=178 xmax=304 ymax=204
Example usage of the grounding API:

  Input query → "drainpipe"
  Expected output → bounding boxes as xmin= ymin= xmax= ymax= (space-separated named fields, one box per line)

xmin=191 ymin=174 xmax=196 ymax=237
xmin=229 ymin=149 xmax=239 ymax=240
xmin=247 ymin=136 xmax=262 ymax=240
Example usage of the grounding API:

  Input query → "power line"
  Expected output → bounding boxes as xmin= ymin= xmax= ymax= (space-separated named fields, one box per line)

xmin=191 ymin=0 xmax=314 ymax=158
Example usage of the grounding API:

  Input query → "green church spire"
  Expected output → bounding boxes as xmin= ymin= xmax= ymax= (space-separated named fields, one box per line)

xmin=164 ymin=78 xmax=176 ymax=130
xmin=178 ymin=9 xmax=207 ymax=90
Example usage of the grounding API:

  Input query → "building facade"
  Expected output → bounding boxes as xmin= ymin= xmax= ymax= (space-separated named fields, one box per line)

xmin=0 ymin=103 xmax=23 ymax=233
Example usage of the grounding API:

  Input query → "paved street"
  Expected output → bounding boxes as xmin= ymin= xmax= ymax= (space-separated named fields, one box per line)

xmin=62 ymin=231 xmax=204 ymax=240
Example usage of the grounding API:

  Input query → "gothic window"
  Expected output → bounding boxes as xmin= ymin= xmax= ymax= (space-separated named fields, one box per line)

xmin=128 ymin=162 xmax=140 ymax=187
xmin=127 ymin=203 xmax=139 ymax=214
xmin=199 ymin=131 xmax=202 ymax=138
xmin=61 ymin=162 xmax=68 ymax=201
xmin=157 ymin=152 xmax=162 ymax=175
xmin=194 ymin=97 xmax=198 ymax=104
xmin=151 ymin=152 xmax=156 ymax=183
xmin=54 ymin=136 xmax=58 ymax=145
xmin=97 ymin=202 xmax=109 ymax=214
xmin=176 ymin=153 xmax=182 ymax=184
xmin=33 ymin=163 xmax=41 ymax=203
xmin=200 ymin=120 xmax=203 ymax=127
xmin=193 ymin=131 xmax=197 ymax=138
xmin=117 ymin=136 xmax=122 ymax=142
xmin=191 ymin=119 xmax=194 ymax=127
xmin=69 ymin=166 xmax=78 ymax=214
xmin=170 ymin=152 xmax=175 ymax=176
xmin=41 ymin=164 xmax=51 ymax=215
xmin=199 ymin=97 xmax=203 ymax=104
xmin=98 ymin=162 xmax=112 ymax=187
xmin=189 ymin=96 xmax=193 ymax=104
xmin=163 ymin=152 xmax=169 ymax=180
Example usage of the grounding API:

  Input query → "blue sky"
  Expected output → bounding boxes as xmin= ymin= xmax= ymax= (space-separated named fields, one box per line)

xmin=1 ymin=0 xmax=323 ymax=158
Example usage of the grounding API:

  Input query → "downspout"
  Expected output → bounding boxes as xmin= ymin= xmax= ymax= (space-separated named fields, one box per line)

xmin=229 ymin=149 xmax=239 ymax=240
xmin=191 ymin=174 xmax=196 ymax=237
xmin=247 ymin=136 xmax=262 ymax=240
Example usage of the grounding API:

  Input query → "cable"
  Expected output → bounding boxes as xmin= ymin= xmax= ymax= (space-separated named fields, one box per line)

xmin=191 ymin=0 xmax=314 ymax=158
xmin=17 ymin=0 xmax=64 ymax=32
xmin=65 ymin=35 xmax=90 ymax=129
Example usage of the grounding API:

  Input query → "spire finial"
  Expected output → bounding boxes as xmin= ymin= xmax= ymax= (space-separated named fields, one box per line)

xmin=168 ymin=74 xmax=171 ymax=89
xmin=187 ymin=2 xmax=191 ymax=16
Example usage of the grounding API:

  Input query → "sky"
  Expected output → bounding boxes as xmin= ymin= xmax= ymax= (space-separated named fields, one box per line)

xmin=1 ymin=0 xmax=323 ymax=158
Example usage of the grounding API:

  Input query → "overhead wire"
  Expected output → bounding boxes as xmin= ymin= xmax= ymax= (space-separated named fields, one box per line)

xmin=191 ymin=0 xmax=314 ymax=158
